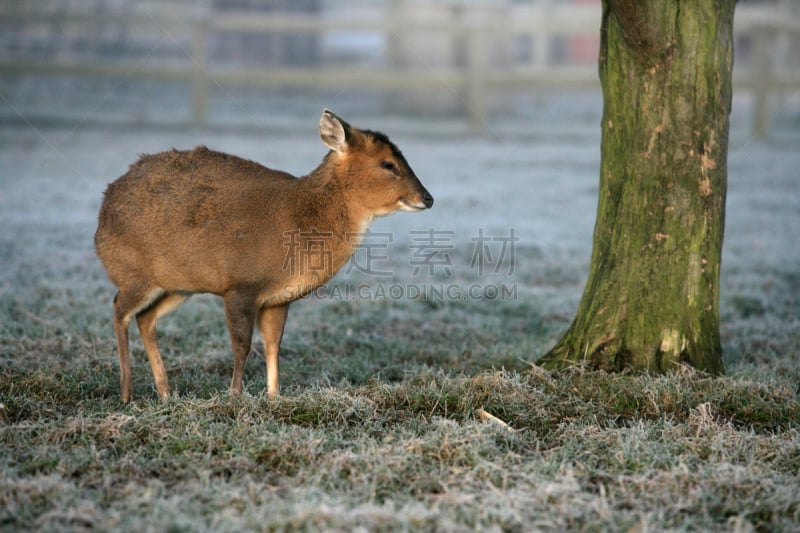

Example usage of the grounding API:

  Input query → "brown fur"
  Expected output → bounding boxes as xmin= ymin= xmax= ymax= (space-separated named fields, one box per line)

xmin=95 ymin=110 xmax=433 ymax=403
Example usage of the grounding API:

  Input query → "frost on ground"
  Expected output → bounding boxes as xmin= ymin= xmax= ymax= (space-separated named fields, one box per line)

xmin=0 ymin=93 xmax=799 ymax=531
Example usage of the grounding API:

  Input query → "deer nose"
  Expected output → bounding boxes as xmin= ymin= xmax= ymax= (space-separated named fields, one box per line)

xmin=422 ymin=190 xmax=434 ymax=209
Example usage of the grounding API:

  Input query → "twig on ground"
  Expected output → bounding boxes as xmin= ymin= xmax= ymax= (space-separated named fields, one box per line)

xmin=477 ymin=408 xmax=514 ymax=432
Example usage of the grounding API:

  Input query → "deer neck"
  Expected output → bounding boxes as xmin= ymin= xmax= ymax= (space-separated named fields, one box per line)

xmin=302 ymin=167 xmax=374 ymax=240
xmin=294 ymin=172 xmax=374 ymax=273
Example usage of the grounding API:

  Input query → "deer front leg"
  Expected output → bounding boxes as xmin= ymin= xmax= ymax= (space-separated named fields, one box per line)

xmin=223 ymin=291 xmax=257 ymax=397
xmin=257 ymin=304 xmax=289 ymax=397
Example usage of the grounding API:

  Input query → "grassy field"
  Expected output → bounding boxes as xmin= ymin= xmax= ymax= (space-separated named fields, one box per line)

xmin=1 ymin=112 xmax=799 ymax=531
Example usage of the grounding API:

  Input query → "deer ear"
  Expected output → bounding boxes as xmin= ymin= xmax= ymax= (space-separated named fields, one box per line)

xmin=319 ymin=109 xmax=350 ymax=153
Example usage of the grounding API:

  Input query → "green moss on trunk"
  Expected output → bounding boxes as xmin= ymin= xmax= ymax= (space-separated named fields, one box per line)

xmin=540 ymin=0 xmax=734 ymax=374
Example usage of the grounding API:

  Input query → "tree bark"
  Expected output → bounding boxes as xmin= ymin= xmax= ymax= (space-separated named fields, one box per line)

xmin=540 ymin=1 xmax=735 ymax=374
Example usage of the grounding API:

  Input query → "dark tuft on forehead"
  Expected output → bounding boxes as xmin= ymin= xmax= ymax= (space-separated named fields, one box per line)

xmin=363 ymin=129 xmax=407 ymax=163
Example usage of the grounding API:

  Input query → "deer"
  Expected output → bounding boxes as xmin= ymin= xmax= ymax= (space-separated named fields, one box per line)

xmin=95 ymin=109 xmax=433 ymax=404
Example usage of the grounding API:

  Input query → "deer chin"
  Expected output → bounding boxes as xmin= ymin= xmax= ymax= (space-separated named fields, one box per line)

xmin=397 ymin=198 xmax=427 ymax=212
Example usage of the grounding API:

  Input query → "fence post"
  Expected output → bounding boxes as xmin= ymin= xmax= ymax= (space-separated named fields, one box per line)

xmin=752 ymin=25 xmax=772 ymax=138
xmin=466 ymin=20 xmax=488 ymax=129
xmin=192 ymin=14 xmax=209 ymax=125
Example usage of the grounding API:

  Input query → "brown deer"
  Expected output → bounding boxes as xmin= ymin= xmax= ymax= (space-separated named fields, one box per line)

xmin=95 ymin=109 xmax=433 ymax=403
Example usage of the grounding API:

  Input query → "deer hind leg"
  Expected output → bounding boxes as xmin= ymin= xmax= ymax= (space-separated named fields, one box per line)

xmin=135 ymin=292 xmax=189 ymax=401
xmin=223 ymin=291 xmax=257 ymax=397
xmin=257 ymin=304 xmax=289 ymax=397
xmin=113 ymin=286 xmax=164 ymax=404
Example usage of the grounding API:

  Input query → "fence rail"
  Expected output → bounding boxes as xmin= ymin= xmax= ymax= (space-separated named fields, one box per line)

xmin=0 ymin=4 xmax=798 ymax=134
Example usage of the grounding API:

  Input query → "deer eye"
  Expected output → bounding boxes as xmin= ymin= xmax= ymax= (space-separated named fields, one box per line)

xmin=380 ymin=160 xmax=398 ymax=174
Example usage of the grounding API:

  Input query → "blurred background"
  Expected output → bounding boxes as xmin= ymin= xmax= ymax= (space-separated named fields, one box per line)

xmin=0 ymin=0 xmax=798 ymax=135
xmin=0 ymin=0 xmax=798 ymax=378
xmin=1 ymin=0 xmax=799 ymax=315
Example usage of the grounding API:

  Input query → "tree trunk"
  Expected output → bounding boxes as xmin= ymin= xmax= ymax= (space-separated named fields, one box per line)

xmin=540 ymin=0 xmax=734 ymax=374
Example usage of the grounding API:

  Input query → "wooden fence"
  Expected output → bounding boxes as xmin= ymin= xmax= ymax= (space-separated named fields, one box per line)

xmin=0 ymin=3 xmax=798 ymax=134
